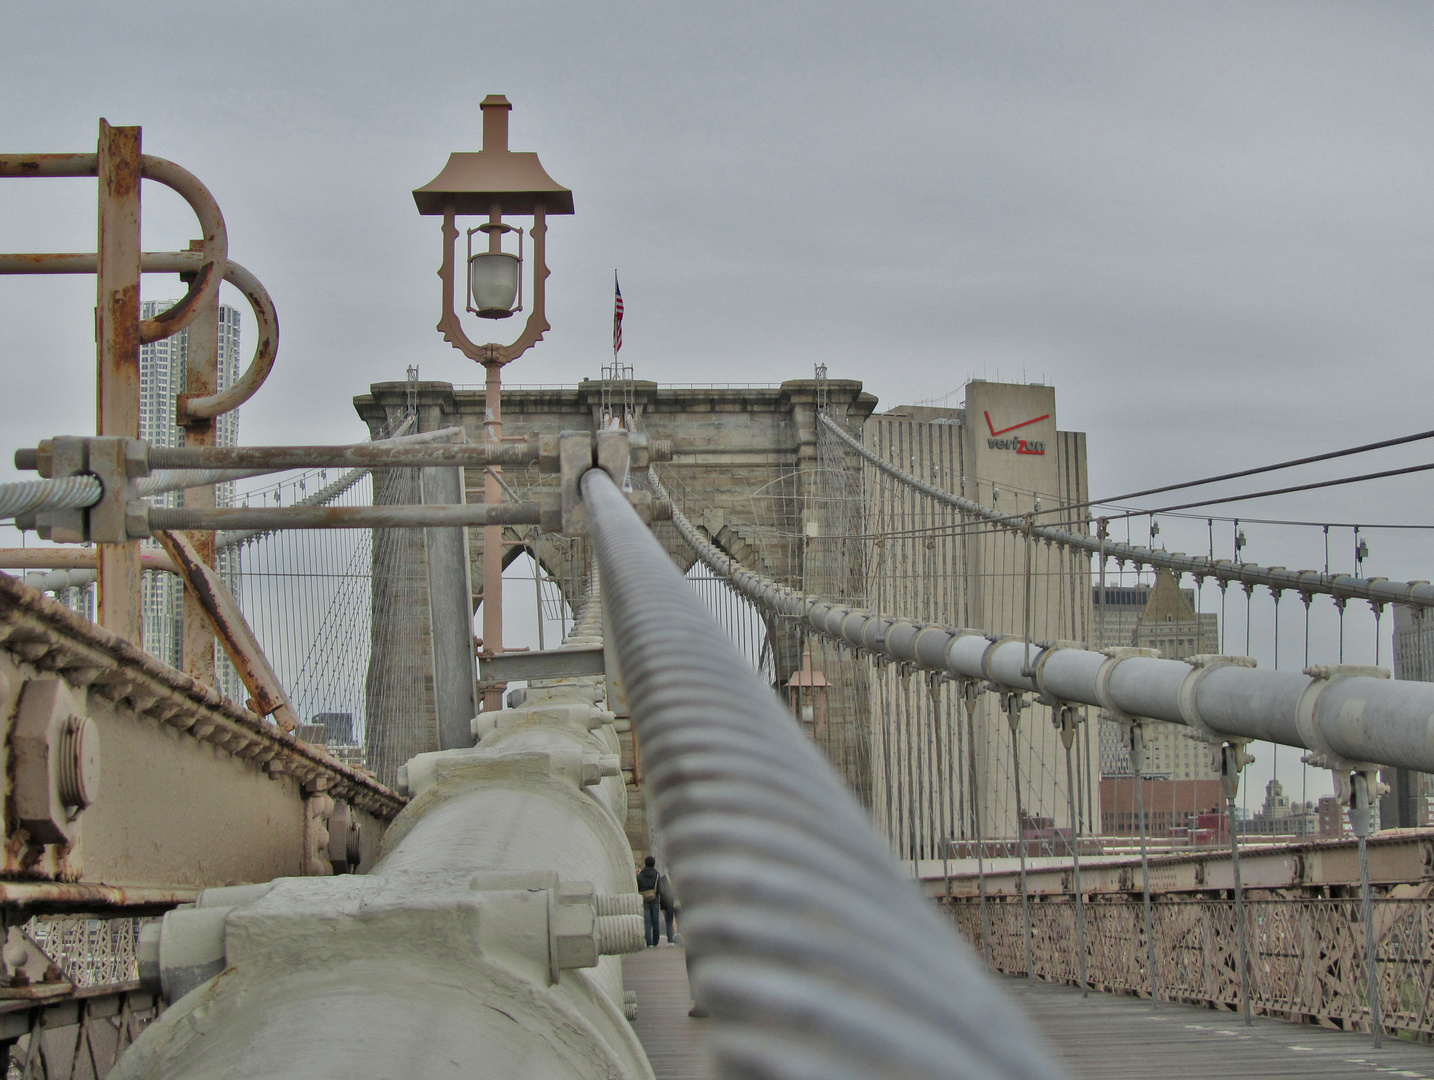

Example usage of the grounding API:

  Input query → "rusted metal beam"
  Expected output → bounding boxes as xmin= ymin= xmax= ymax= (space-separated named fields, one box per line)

xmin=144 ymin=440 xmax=542 ymax=471
xmin=0 ymin=571 xmax=402 ymax=818
xmin=0 ymin=882 xmax=198 ymax=911
xmin=0 ymin=549 xmax=178 ymax=574
xmin=478 ymin=646 xmax=605 ymax=683
xmin=153 ymin=531 xmax=299 ymax=731
xmin=148 ymin=501 xmax=546 ymax=532
xmin=0 ymin=151 xmax=228 ymax=347
xmin=180 ymin=243 xmax=219 ymax=688
xmin=95 ymin=121 xmax=142 ymax=645
xmin=0 ymin=251 xmax=277 ymax=427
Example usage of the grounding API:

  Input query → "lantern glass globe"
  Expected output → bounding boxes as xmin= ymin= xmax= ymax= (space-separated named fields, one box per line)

xmin=469 ymin=252 xmax=520 ymax=317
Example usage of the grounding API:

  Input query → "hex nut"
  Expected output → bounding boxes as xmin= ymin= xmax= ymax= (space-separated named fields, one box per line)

xmin=12 ymin=679 xmax=99 ymax=845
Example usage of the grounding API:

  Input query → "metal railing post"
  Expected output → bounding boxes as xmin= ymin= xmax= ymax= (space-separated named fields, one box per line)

xmin=96 ymin=120 xmax=143 ymax=643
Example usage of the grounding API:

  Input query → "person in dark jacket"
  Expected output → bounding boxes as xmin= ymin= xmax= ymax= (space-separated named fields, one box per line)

xmin=656 ymin=870 xmax=678 ymax=944
xmin=636 ymin=855 xmax=660 ymax=947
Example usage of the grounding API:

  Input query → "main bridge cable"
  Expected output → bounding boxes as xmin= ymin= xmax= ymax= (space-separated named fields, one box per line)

xmin=1030 ymin=425 xmax=1434 ymax=520
xmin=649 ymin=466 xmax=1434 ymax=775
xmin=817 ymin=412 xmax=1434 ymax=611
xmin=580 ymin=465 xmax=1067 ymax=1080
xmin=1094 ymin=460 xmax=1434 ymax=521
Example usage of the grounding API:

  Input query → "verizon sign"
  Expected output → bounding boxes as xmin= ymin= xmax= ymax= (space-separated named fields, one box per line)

xmin=984 ymin=410 xmax=1048 ymax=456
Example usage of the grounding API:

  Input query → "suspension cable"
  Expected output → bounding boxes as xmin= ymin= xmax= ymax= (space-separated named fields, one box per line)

xmin=818 ymin=412 xmax=1434 ymax=611
xmin=581 ymin=465 xmax=1066 ymax=1080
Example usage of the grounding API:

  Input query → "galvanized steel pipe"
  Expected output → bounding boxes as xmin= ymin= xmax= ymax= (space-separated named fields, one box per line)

xmin=150 ymin=501 xmax=541 ymax=532
xmin=583 ymin=466 xmax=1066 ymax=1080
xmin=651 ymin=468 xmax=1434 ymax=775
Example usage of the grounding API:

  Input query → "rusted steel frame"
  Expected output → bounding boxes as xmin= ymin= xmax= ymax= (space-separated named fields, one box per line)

xmin=146 ymin=439 xmax=537 ymax=471
xmin=208 ymin=421 xmax=432 ymax=551
xmin=0 ymin=549 xmax=178 ymax=574
xmin=0 ymin=883 xmax=196 ymax=912
xmin=0 ymin=151 xmax=228 ymax=346
xmin=0 ymin=571 xmax=404 ymax=817
xmin=95 ymin=123 xmax=142 ymax=648
xmin=179 ymin=252 xmax=220 ymax=688
xmin=0 ymin=252 xmax=276 ymax=426
xmin=152 ymin=531 xmax=299 ymax=731
xmin=149 ymin=502 xmax=542 ymax=531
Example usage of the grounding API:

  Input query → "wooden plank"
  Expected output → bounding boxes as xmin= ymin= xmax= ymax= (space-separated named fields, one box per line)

xmin=1006 ymin=976 xmax=1434 ymax=1079
xmin=623 ymin=945 xmax=713 ymax=1080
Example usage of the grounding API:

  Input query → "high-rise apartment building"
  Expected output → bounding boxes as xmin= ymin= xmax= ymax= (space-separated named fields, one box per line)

xmin=138 ymin=300 xmax=242 ymax=668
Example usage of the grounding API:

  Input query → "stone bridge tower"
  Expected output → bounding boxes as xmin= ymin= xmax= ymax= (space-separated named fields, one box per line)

xmin=354 ymin=378 xmax=877 ymax=789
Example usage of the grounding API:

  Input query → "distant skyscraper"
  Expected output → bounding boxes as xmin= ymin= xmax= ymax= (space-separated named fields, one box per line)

xmin=139 ymin=300 xmax=242 ymax=668
xmin=1098 ymin=570 xmax=1220 ymax=781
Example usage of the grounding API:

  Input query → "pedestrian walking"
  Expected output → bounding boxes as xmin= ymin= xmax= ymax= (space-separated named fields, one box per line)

xmin=657 ymin=869 xmax=678 ymax=944
xmin=637 ymin=855 xmax=660 ymax=947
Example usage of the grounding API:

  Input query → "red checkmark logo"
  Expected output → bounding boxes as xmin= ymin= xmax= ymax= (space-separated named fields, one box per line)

xmin=984 ymin=411 xmax=1050 ymax=436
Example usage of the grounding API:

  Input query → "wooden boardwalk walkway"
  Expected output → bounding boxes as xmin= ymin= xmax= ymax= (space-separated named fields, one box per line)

xmin=624 ymin=947 xmax=1434 ymax=1079
xmin=623 ymin=945 xmax=712 ymax=1080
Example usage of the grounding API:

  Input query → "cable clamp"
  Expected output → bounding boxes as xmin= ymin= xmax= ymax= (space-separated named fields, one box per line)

xmin=1295 ymin=663 xmax=1389 ymax=773
xmin=1032 ymin=639 xmax=1083 ymax=708
xmin=1176 ymin=654 xmax=1257 ymax=744
xmin=1092 ymin=646 xmax=1158 ymax=724
xmin=980 ymin=634 xmax=1024 ymax=691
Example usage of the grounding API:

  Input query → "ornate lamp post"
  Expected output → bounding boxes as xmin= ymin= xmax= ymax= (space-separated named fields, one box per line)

xmin=414 ymin=96 xmax=573 ymax=712
xmin=786 ymin=644 xmax=830 ymax=739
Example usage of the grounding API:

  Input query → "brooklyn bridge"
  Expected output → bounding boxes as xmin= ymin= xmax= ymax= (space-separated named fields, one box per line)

xmin=1 ymin=99 xmax=1434 ymax=1080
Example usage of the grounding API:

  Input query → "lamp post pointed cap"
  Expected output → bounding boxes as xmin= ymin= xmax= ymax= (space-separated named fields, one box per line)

xmin=481 ymin=95 xmax=512 ymax=152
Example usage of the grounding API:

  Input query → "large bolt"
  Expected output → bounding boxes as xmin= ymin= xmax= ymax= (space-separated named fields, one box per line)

xmin=13 ymin=679 xmax=100 ymax=845
xmin=595 ymin=915 xmax=644 ymax=956
xmin=595 ymin=893 xmax=641 ymax=917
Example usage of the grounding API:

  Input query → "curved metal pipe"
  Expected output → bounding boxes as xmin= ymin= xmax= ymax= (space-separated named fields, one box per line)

xmin=0 ymin=250 xmax=275 ymax=422
xmin=135 ymin=155 xmax=228 ymax=345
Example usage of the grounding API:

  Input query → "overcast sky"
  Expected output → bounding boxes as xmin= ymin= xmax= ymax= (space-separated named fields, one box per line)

xmin=5 ymin=3 xmax=1434 ymax=697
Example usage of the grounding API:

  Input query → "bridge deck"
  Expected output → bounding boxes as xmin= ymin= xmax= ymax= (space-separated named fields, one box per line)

xmin=1003 ymin=977 xmax=1434 ymax=1079
xmin=623 ymin=945 xmax=712 ymax=1080
xmin=624 ymin=948 xmax=1434 ymax=1079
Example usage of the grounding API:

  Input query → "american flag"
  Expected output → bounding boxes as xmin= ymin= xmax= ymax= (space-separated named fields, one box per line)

xmin=612 ymin=273 xmax=624 ymax=354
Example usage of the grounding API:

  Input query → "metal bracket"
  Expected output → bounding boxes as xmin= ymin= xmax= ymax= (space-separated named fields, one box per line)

xmin=1031 ymin=639 xmax=1082 ymax=708
xmin=1176 ymin=654 xmax=1257 ymax=744
xmin=479 ymin=647 xmax=605 ymax=684
xmin=1092 ymin=646 xmax=1159 ymax=724
xmin=30 ymin=435 xmax=149 ymax=543
xmin=1294 ymin=663 xmax=1390 ymax=772
xmin=559 ymin=429 xmax=657 ymax=536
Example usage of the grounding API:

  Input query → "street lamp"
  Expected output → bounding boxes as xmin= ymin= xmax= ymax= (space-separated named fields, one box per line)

xmin=786 ymin=644 xmax=830 ymax=739
xmin=413 ymin=94 xmax=573 ymax=364
xmin=414 ymin=95 xmax=574 ymax=712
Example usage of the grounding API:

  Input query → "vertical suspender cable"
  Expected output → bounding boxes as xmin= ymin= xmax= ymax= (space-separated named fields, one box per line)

xmin=964 ymin=681 xmax=993 ymax=967
xmin=1131 ymin=722 xmax=1158 ymax=1001
xmin=1007 ymin=695 xmax=1035 ymax=983
xmin=1223 ymin=742 xmax=1253 ymax=1026
xmin=1060 ymin=709 xmax=1089 ymax=997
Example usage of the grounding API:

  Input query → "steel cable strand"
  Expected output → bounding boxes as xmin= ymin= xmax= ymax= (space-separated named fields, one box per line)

xmin=661 ymin=820 xmax=1048 ymax=1036
xmin=0 ymin=476 xmax=102 ymax=519
xmin=818 ymin=413 xmax=1434 ymax=611
xmin=581 ymin=468 xmax=1065 ymax=1080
